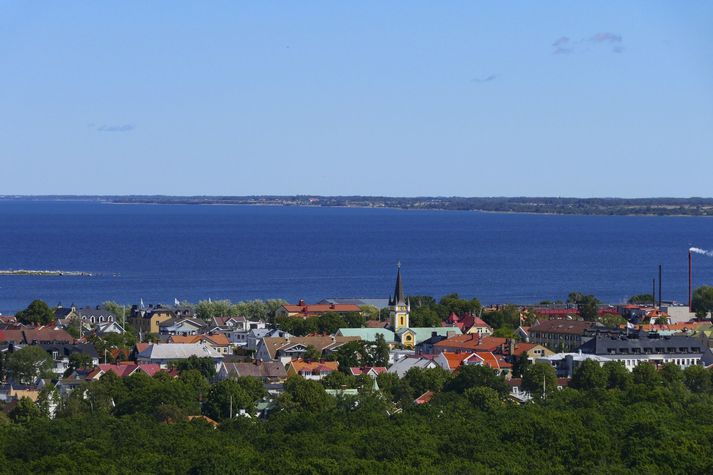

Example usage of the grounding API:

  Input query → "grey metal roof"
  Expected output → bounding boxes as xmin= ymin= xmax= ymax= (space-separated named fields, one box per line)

xmin=578 ymin=331 xmax=704 ymax=355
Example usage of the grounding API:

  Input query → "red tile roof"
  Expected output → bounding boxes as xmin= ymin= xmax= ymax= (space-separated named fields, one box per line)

xmin=414 ymin=390 xmax=435 ymax=405
xmin=349 ymin=366 xmax=387 ymax=376
xmin=282 ymin=303 xmax=362 ymax=317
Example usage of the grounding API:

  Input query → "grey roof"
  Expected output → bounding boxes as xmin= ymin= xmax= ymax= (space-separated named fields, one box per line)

xmin=387 ymin=357 xmax=437 ymax=377
xmin=578 ymin=331 xmax=704 ymax=355
xmin=138 ymin=343 xmax=222 ymax=360
xmin=77 ymin=307 xmax=117 ymax=319
xmin=158 ymin=318 xmax=206 ymax=328
xmin=39 ymin=343 xmax=99 ymax=359
xmin=221 ymin=361 xmax=287 ymax=379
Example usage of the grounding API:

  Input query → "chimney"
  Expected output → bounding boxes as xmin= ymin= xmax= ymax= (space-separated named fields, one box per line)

xmin=509 ymin=338 xmax=516 ymax=356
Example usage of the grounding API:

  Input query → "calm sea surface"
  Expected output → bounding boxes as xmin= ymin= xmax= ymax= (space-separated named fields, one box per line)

xmin=0 ymin=200 xmax=712 ymax=314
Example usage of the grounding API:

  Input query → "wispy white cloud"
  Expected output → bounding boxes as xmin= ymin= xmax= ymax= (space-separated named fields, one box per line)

xmin=552 ymin=32 xmax=624 ymax=55
xmin=89 ymin=123 xmax=136 ymax=133
xmin=471 ymin=74 xmax=497 ymax=83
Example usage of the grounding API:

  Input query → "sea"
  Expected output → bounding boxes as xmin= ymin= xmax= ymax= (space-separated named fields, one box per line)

xmin=1 ymin=199 xmax=712 ymax=314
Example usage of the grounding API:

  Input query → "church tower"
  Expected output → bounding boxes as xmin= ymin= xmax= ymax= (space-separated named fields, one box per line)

xmin=389 ymin=263 xmax=410 ymax=331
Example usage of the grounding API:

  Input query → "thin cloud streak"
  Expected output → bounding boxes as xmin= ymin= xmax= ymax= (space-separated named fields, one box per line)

xmin=552 ymin=32 xmax=624 ymax=55
xmin=90 ymin=123 xmax=136 ymax=132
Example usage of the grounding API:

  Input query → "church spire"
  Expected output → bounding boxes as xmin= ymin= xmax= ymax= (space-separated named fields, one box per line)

xmin=390 ymin=262 xmax=405 ymax=306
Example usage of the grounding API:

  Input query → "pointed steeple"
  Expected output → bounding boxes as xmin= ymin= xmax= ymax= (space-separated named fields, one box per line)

xmin=390 ymin=262 xmax=405 ymax=306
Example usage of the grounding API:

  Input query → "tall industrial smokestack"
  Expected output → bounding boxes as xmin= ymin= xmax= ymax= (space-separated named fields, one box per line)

xmin=652 ymin=278 xmax=656 ymax=307
xmin=658 ymin=264 xmax=662 ymax=308
xmin=689 ymin=250 xmax=693 ymax=312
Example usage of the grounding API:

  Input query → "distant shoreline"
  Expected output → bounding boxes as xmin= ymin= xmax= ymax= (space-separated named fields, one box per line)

xmin=0 ymin=269 xmax=94 ymax=277
xmin=2 ymin=195 xmax=713 ymax=217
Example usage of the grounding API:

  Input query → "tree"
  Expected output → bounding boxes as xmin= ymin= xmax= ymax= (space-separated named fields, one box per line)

xmin=277 ymin=376 xmax=334 ymax=413
xmin=683 ymin=365 xmax=711 ymax=393
xmin=522 ymin=362 xmax=557 ymax=398
xmin=632 ymin=363 xmax=661 ymax=387
xmin=659 ymin=363 xmax=683 ymax=387
xmin=16 ymin=300 xmax=55 ymax=326
xmin=482 ymin=305 xmax=520 ymax=330
xmin=567 ymin=292 xmax=600 ymax=321
xmin=444 ymin=364 xmax=508 ymax=396
xmin=101 ymin=301 xmax=129 ymax=323
xmin=599 ymin=313 xmax=626 ymax=328
xmin=7 ymin=346 xmax=54 ymax=384
xmin=603 ymin=361 xmax=631 ymax=390
xmin=464 ymin=386 xmax=502 ymax=411
xmin=570 ymin=359 xmax=607 ymax=391
xmin=303 ymin=345 xmax=322 ymax=362
xmin=628 ymin=294 xmax=654 ymax=305
xmin=401 ymin=367 xmax=451 ymax=397
xmin=179 ymin=369 xmax=210 ymax=402
xmin=372 ymin=334 xmax=390 ymax=367
xmin=691 ymin=286 xmax=713 ymax=318
xmin=317 ymin=313 xmax=346 ymax=335
xmin=204 ymin=378 xmax=265 ymax=421
xmin=9 ymin=397 xmax=42 ymax=423
xmin=175 ymin=356 xmax=216 ymax=379
xmin=511 ymin=353 xmax=530 ymax=378
xmin=410 ymin=307 xmax=442 ymax=327
xmin=321 ymin=370 xmax=356 ymax=389
xmin=67 ymin=352 xmax=94 ymax=374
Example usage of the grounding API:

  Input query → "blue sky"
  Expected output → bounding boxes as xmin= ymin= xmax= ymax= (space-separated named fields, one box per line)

xmin=1 ymin=2 xmax=712 ymax=197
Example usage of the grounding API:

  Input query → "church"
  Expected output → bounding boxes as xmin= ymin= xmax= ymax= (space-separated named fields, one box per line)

xmin=386 ymin=263 xmax=461 ymax=349
xmin=336 ymin=264 xmax=461 ymax=348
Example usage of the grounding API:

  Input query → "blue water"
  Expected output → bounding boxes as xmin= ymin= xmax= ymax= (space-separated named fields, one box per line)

xmin=0 ymin=200 xmax=712 ymax=314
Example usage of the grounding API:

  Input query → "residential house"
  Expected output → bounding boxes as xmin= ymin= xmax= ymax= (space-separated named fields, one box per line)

xmin=158 ymin=317 xmax=207 ymax=336
xmin=0 ymin=328 xmax=74 ymax=346
xmin=168 ymin=333 xmax=232 ymax=355
xmin=431 ymin=334 xmax=506 ymax=354
xmin=76 ymin=306 xmax=116 ymax=325
xmin=38 ymin=343 xmax=100 ymax=376
xmin=95 ymin=321 xmax=125 ymax=335
xmin=335 ymin=328 xmax=396 ymax=343
xmin=434 ymin=351 xmax=509 ymax=374
xmin=529 ymin=319 xmax=598 ymax=351
xmin=276 ymin=300 xmax=362 ymax=319
xmin=136 ymin=343 xmax=223 ymax=370
xmin=349 ymin=366 xmax=387 ymax=378
xmin=255 ymin=336 xmax=360 ymax=362
xmin=246 ymin=328 xmax=291 ymax=352
xmin=286 ymin=360 xmax=339 ymax=381
xmin=444 ymin=312 xmax=493 ymax=335
xmin=209 ymin=316 xmax=267 ymax=346
xmin=387 ymin=356 xmax=438 ymax=377
xmin=217 ymin=361 xmax=288 ymax=383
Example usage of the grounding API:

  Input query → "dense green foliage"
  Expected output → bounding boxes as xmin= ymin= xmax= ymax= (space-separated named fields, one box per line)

xmin=628 ymin=294 xmax=654 ymax=304
xmin=276 ymin=312 xmax=365 ymax=336
xmin=194 ymin=299 xmax=287 ymax=322
xmin=15 ymin=300 xmax=55 ymax=326
xmin=567 ymin=292 xmax=600 ymax=321
xmin=6 ymin=346 xmax=54 ymax=384
xmin=5 ymin=361 xmax=713 ymax=473
xmin=692 ymin=286 xmax=713 ymax=318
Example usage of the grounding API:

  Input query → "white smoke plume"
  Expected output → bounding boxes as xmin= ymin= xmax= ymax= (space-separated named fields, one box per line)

xmin=690 ymin=247 xmax=713 ymax=257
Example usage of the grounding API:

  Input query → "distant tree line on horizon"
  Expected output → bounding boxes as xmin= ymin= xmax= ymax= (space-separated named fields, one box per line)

xmin=6 ymin=195 xmax=713 ymax=216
